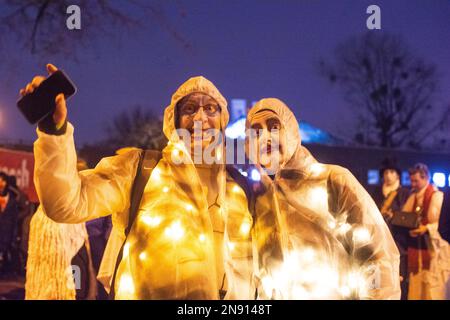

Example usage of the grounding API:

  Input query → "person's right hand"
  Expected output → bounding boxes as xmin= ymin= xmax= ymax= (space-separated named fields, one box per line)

xmin=19 ymin=63 xmax=67 ymax=129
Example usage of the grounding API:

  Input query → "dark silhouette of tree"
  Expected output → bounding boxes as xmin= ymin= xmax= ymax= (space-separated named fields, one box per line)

xmin=105 ymin=106 xmax=167 ymax=151
xmin=319 ymin=32 xmax=446 ymax=149
xmin=0 ymin=0 xmax=191 ymax=59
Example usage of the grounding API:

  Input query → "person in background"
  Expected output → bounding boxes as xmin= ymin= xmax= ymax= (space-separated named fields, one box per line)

xmin=7 ymin=175 xmax=33 ymax=276
xmin=402 ymin=163 xmax=450 ymax=300
xmin=0 ymin=172 xmax=19 ymax=276
xmin=25 ymin=159 xmax=97 ymax=300
xmin=372 ymin=158 xmax=410 ymax=299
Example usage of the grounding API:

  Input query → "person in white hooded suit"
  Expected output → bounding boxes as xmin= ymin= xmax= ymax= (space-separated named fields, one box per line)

xmin=245 ymin=98 xmax=401 ymax=300
xmin=21 ymin=64 xmax=255 ymax=299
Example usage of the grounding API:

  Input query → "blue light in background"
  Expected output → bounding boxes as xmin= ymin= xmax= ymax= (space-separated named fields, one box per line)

xmin=225 ymin=118 xmax=246 ymax=139
xmin=402 ymin=171 xmax=411 ymax=186
xmin=367 ymin=170 xmax=379 ymax=185
xmin=432 ymin=172 xmax=446 ymax=188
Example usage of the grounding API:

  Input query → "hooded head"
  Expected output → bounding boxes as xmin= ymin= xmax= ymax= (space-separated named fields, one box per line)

xmin=163 ymin=76 xmax=229 ymax=145
xmin=246 ymin=98 xmax=303 ymax=172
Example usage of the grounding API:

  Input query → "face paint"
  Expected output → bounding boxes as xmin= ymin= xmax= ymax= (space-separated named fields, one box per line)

xmin=249 ymin=109 xmax=286 ymax=172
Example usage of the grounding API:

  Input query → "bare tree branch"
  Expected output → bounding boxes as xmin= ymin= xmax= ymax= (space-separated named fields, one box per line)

xmin=319 ymin=32 xmax=445 ymax=150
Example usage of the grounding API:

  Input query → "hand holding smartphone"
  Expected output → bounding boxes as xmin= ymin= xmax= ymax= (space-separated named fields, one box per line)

xmin=17 ymin=67 xmax=76 ymax=125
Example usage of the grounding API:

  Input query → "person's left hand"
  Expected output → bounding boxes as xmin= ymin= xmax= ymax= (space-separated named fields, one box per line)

xmin=409 ymin=224 xmax=428 ymax=237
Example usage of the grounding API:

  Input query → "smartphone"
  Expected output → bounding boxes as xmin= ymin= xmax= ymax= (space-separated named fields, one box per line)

xmin=17 ymin=70 xmax=77 ymax=124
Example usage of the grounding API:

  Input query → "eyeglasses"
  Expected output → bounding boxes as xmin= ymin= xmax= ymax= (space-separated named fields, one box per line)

xmin=178 ymin=103 xmax=221 ymax=117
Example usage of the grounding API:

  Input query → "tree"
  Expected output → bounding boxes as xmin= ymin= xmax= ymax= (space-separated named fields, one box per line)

xmin=0 ymin=0 xmax=191 ymax=59
xmin=105 ymin=106 xmax=167 ymax=151
xmin=319 ymin=32 xmax=446 ymax=149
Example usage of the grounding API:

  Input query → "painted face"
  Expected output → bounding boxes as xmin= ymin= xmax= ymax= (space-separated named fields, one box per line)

xmin=176 ymin=93 xmax=221 ymax=151
xmin=249 ymin=109 xmax=286 ymax=171
xmin=409 ymin=172 xmax=428 ymax=192
xmin=383 ymin=169 xmax=399 ymax=186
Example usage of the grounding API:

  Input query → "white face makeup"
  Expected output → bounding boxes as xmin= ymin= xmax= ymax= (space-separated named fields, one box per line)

xmin=249 ymin=109 xmax=286 ymax=172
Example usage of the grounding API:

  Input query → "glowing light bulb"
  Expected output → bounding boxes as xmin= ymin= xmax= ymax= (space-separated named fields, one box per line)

xmin=232 ymin=185 xmax=241 ymax=193
xmin=141 ymin=215 xmax=162 ymax=227
xmin=239 ymin=221 xmax=251 ymax=236
xmin=353 ymin=227 xmax=371 ymax=245
xmin=346 ymin=271 xmax=367 ymax=294
xmin=162 ymin=186 xmax=169 ymax=193
xmin=123 ymin=242 xmax=130 ymax=258
xmin=339 ymin=286 xmax=351 ymax=298
xmin=310 ymin=163 xmax=325 ymax=176
xmin=139 ymin=252 xmax=147 ymax=261
xmin=151 ymin=167 xmax=161 ymax=182
xmin=228 ymin=242 xmax=235 ymax=251
xmin=199 ymin=234 xmax=206 ymax=242
xmin=164 ymin=221 xmax=184 ymax=241
xmin=185 ymin=204 xmax=193 ymax=211
xmin=309 ymin=187 xmax=328 ymax=209
xmin=328 ymin=220 xmax=337 ymax=230
xmin=118 ymin=274 xmax=135 ymax=297
xmin=299 ymin=247 xmax=316 ymax=263
xmin=337 ymin=223 xmax=352 ymax=235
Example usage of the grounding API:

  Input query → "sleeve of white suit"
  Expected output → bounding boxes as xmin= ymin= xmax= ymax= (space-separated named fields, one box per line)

xmin=33 ymin=123 xmax=141 ymax=224
xmin=329 ymin=167 xmax=401 ymax=300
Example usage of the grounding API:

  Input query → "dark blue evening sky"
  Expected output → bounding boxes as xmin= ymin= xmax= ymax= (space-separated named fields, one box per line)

xmin=0 ymin=0 xmax=449 ymax=145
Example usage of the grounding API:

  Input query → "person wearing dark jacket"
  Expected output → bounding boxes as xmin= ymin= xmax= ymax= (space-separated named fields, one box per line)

xmin=0 ymin=172 xmax=19 ymax=275
xmin=372 ymin=158 xmax=410 ymax=299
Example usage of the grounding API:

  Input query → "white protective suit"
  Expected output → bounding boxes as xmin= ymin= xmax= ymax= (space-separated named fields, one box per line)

xmin=246 ymin=98 xmax=401 ymax=300
xmin=33 ymin=76 xmax=254 ymax=299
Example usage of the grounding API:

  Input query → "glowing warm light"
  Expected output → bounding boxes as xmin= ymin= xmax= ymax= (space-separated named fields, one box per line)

xmin=228 ymin=242 xmax=235 ymax=251
xmin=339 ymin=286 xmax=351 ymax=297
xmin=199 ymin=234 xmax=206 ymax=242
xmin=151 ymin=168 xmax=161 ymax=181
xmin=117 ymin=274 xmax=135 ymax=297
xmin=239 ymin=221 xmax=251 ymax=236
xmin=232 ymin=185 xmax=241 ymax=193
xmin=141 ymin=215 xmax=162 ymax=227
xmin=185 ymin=204 xmax=193 ymax=211
xmin=309 ymin=187 xmax=328 ymax=208
xmin=164 ymin=221 xmax=185 ymax=241
xmin=345 ymin=270 xmax=368 ymax=297
xmin=139 ymin=252 xmax=147 ymax=261
xmin=337 ymin=223 xmax=352 ymax=235
xmin=353 ymin=226 xmax=371 ymax=245
xmin=310 ymin=163 xmax=325 ymax=176
xmin=259 ymin=250 xmax=342 ymax=299
xmin=328 ymin=220 xmax=337 ymax=230
xmin=123 ymin=242 xmax=130 ymax=258
xmin=162 ymin=186 xmax=169 ymax=193
xmin=298 ymin=247 xmax=316 ymax=263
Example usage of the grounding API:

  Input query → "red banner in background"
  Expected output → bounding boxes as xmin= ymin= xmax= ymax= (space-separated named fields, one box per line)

xmin=0 ymin=148 xmax=38 ymax=203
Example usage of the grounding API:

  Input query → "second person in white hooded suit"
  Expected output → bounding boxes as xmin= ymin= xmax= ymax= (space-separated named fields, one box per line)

xmin=245 ymin=98 xmax=401 ymax=300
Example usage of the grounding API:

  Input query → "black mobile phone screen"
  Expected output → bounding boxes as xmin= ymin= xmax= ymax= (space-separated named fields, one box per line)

xmin=17 ymin=70 xmax=77 ymax=125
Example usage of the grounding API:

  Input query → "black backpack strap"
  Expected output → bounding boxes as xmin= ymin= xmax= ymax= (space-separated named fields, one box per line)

xmin=125 ymin=149 xmax=162 ymax=235
xmin=109 ymin=149 xmax=162 ymax=299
